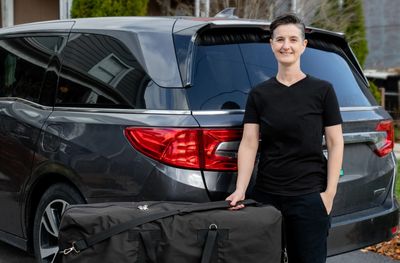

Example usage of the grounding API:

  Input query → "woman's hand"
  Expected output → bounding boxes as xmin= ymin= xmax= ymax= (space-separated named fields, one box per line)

xmin=226 ymin=189 xmax=246 ymax=210
xmin=320 ymin=191 xmax=335 ymax=215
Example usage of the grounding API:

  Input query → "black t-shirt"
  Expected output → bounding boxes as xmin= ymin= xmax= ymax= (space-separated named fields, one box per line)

xmin=243 ymin=75 xmax=342 ymax=196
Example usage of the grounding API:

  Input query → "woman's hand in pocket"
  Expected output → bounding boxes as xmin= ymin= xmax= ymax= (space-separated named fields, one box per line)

xmin=320 ymin=191 xmax=335 ymax=215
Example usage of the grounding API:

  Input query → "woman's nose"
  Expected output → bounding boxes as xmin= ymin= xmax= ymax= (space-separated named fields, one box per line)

xmin=282 ymin=40 xmax=290 ymax=49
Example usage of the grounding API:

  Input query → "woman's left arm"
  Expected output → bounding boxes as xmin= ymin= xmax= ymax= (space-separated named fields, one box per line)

xmin=321 ymin=124 xmax=344 ymax=214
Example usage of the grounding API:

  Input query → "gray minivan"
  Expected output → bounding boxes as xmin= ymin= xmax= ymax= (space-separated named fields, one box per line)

xmin=0 ymin=17 xmax=398 ymax=262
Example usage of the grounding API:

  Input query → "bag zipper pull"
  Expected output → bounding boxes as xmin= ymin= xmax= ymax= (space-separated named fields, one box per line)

xmin=283 ymin=248 xmax=288 ymax=263
xmin=62 ymin=242 xmax=80 ymax=255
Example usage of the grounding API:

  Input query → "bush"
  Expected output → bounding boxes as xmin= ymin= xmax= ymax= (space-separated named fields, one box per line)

xmin=368 ymin=80 xmax=381 ymax=105
xmin=71 ymin=0 xmax=148 ymax=18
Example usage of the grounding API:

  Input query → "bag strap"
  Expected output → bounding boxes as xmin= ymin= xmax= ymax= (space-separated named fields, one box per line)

xmin=200 ymin=227 xmax=218 ymax=263
xmin=63 ymin=199 xmax=259 ymax=254
xmin=281 ymin=218 xmax=288 ymax=263
xmin=140 ymin=231 xmax=158 ymax=263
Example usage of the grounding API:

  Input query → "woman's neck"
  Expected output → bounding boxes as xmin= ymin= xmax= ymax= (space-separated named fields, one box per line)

xmin=276 ymin=66 xmax=306 ymax=86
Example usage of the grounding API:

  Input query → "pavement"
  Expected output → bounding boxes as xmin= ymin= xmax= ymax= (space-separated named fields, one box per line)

xmin=328 ymin=250 xmax=397 ymax=262
xmin=0 ymin=239 xmax=397 ymax=263
xmin=0 ymin=240 xmax=397 ymax=263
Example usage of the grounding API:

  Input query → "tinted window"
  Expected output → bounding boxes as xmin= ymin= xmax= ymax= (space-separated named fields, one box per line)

xmin=0 ymin=36 xmax=61 ymax=103
xmin=240 ymin=43 xmax=372 ymax=107
xmin=179 ymin=33 xmax=372 ymax=110
xmin=190 ymin=44 xmax=251 ymax=110
xmin=57 ymin=33 xmax=188 ymax=110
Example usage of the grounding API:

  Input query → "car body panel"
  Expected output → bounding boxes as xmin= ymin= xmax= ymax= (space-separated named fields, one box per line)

xmin=0 ymin=100 xmax=51 ymax=236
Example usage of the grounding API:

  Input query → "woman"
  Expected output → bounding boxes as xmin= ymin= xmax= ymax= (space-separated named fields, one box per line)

xmin=226 ymin=13 xmax=344 ymax=263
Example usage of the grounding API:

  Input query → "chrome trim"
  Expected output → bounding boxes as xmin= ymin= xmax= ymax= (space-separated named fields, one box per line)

xmin=339 ymin=106 xmax=382 ymax=111
xmin=343 ymin=132 xmax=386 ymax=145
xmin=192 ymin=110 xmax=244 ymax=115
xmin=215 ymin=141 xmax=240 ymax=158
xmin=323 ymin=131 xmax=386 ymax=147
xmin=191 ymin=107 xmax=382 ymax=115
xmin=53 ymin=107 xmax=192 ymax=115
xmin=0 ymin=97 xmax=52 ymax=110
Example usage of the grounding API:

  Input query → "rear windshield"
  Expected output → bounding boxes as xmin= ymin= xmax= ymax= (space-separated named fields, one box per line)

xmin=174 ymin=29 xmax=373 ymax=111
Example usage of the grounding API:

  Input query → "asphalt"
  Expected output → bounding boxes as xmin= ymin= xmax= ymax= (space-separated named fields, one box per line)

xmin=0 ymin=240 xmax=397 ymax=263
xmin=328 ymin=250 xmax=397 ymax=262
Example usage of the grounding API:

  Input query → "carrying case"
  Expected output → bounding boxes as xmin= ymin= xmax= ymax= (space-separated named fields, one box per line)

xmin=58 ymin=200 xmax=282 ymax=263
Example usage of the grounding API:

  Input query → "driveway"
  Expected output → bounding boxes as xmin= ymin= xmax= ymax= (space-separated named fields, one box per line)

xmin=0 ymin=240 xmax=396 ymax=263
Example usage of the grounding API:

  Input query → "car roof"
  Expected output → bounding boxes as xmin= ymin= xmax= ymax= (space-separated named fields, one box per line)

xmin=0 ymin=16 xmax=344 ymax=38
xmin=0 ymin=17 xmax=351 ymax=88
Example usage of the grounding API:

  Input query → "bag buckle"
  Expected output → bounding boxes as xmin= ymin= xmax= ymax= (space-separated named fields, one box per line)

xmin=62 ymin=242 xmax=80 ymax=255
xmin=138 ymin=204 xmax=149 ymax=211
xmin=209 ymin=224 xmax=218 ymax=230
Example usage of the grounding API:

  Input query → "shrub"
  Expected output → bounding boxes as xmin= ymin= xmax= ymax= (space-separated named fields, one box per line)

xmin=71 ymin=0 xmax=148 ymax=18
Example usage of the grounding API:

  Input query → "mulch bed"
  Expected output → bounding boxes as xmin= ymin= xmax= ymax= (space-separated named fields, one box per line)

xmin=362 ymin=233 xmax=400 ymax=260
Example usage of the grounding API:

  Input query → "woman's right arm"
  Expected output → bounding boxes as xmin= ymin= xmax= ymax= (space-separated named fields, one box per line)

xmin=226 ymin=123 xmax=259 ymax=209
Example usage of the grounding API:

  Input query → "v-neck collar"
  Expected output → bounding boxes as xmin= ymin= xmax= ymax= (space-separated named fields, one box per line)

xmin=273 ymin=74 xmax=309 ymax=88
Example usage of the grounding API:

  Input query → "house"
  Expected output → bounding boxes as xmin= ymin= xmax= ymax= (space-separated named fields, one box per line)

xmin=0 ymin=0 xmax=192 ymax=27
xmin=1 ymin=0 xmax=73 ymax=27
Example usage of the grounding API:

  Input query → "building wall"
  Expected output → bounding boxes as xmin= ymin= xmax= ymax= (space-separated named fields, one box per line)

xmin=14 ymin=0 xmax=59 ymax=25
xmin=363 ymin=0 xmax=400 ymax=70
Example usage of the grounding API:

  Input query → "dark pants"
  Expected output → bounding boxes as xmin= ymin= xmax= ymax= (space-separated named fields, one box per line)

xmin=252 ymin=190 xmax=331 ymax=263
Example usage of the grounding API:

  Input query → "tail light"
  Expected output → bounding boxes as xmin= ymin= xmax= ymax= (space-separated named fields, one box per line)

xmin=374 ymin=120 xmax=394 ymax=157
xmin=391 ymin=226 xmax=398 ymax=235
xmin=124 ymin=128 xmax=242 ymax=171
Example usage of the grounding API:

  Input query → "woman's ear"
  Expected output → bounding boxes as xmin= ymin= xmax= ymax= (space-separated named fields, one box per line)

xmin=301 ymin=39 xmax=308 ymax=53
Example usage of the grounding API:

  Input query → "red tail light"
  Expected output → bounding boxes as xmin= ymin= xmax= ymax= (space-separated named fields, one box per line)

xmin=374 ymin=120 xmax=394 ymax=157
xmin=124 ymin=128 xmax=242 ymax=171
xmin=391 ymin=226 xmax=398 ymax=235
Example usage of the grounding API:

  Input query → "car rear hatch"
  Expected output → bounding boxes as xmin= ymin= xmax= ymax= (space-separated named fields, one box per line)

xmin=173 ymin=19 xmax=396 ymax=215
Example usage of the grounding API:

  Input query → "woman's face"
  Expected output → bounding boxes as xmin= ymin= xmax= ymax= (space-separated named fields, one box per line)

xmin=270 ymin=24 xmax=308 ymax=67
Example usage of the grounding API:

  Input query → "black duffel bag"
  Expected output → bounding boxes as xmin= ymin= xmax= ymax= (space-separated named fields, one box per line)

xmin=58 ymin=200 xmax=282 ymax=263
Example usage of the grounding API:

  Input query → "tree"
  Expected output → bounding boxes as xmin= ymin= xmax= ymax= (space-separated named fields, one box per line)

xmin=71 ymin=0 xmax=97 ymax=18
xmin=344 ymin=0 xmax=368 ymax=67
xmin=71 ymin=0 xmax=148 ymax=18
xmin=310 ymin=0 xmax=368 ymax=67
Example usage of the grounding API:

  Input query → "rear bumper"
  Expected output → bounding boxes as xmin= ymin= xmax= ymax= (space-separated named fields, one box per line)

xmin=328 ymin=199 xmax=399 ymax=256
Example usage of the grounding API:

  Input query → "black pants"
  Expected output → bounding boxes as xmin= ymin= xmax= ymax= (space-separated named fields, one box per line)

xmin=252 ymin=190 xmax=331 ymax=263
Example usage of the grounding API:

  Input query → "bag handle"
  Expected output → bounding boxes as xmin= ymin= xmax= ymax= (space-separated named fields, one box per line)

xmin=201 ymin=225 xmax=219 ymax=263
xmin=62 ymin=199 xmax=259 ymax=255
xmin=179 ymin=199 xmax=258 ymax=213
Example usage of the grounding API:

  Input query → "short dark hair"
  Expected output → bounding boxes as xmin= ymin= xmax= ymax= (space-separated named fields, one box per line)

xmin=270 ymin=13 xmax=306 ymax=40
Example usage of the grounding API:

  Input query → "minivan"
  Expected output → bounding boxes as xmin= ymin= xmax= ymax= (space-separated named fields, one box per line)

xmin=0 ymin=17 xmax=398 ymax=262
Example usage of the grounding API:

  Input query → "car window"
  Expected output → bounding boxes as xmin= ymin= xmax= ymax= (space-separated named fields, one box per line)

xmin=240 ymin=43 xmax=372 ymax=107
xmin=179 ymin=33 xmax=373 ymax=110
xmin=0 ymin=36 xmax=61 ymax=103
xmin=57 ymin=33 xmax=188 ymax=110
